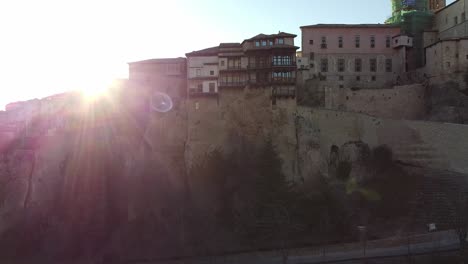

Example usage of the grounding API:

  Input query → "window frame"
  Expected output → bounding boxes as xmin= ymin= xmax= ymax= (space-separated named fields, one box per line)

xmin=354 ymin=58 xmax=362 ymax=72
xmin=370 ymin=58 xmax=377 ymax=72
xmin=320 ymin=58 xmax=328 ymax=72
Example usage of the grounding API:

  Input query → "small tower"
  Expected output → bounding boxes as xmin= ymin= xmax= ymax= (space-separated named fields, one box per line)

xmin=428 ymin=0 xmax=446 ymax=12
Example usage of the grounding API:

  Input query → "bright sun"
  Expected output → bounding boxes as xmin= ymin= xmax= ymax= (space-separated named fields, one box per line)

xmin=76 ymin=75 xmax=115 ymax=100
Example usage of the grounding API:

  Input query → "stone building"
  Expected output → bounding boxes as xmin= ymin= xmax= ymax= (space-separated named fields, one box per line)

xmin=128 ymin=57 xmax=187 ymax=100
xmin=421 ymin=0 xmax=468 ymax=85
xmin=185 ymin=47 xmax=220 ymax=97
xmin=186 ymin=32 xmax=298 ymax=101
xmin=185 ymin=32 xmax=299 ymax=180
xmin=300 ymin=24 xmax=408 ymax=89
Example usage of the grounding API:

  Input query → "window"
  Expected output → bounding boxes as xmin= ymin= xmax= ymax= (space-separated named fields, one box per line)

xmin=255 ymin=41 xmax=260 ymax=47
xmin=462 ymin=13 xmax=466 ymax=21
xmin=339 ymin=75 xmax=344 ymax=81
xmin=385 ymin=58 xmax=393 ymax=72
xmin=355 ymin=35 xmax=360 ymax=48
xmin=261 ymin=40 xmax=267 ymax=46
xmin=356 ymin=76 xmax=361 ymax=81
xmin=269 ymin=40 xmax=274 ymax=46
xmin=370 ymin=58 xmax=377 ymax=72
xmin=338 ymin=58 xmax=345 ymax=72
xmin=320 ymin=58 xmax=328 ymax=72
xmin=321 ymin=36 xmax=327 ymax=49
xmin=210 ymin=70 xmax=214 ymax=76
xmin=277 ymin=38 xmax=284 ymax=44
xmin=196 ymin=69 xmax=201 ymax=76
xmin=338 ymin=36 xmax=343 ymax=48
xmin=309 ymin=52 xmax=315 ymax=60
xmin=455 ymin=16 xmax=459 ymax=25
xmin=197 ymin=83 xmax=203 ymax=92
xmin=309 ymin=39 xmax=314 ymax=45
xmin=195 ymin=102 xmax=199 ymax=110
xmin=339 ymin=84 xmax=344 ymax=88
xmin=371 ymin=76 xmax=376 ymax=81
xmin=354 ymin=58 xmax=362 ymax=72
xmin=370 ymin=35 xmax=375 ymax=48
xmin=220 ymin=61 xmax=225 ymax=66
xmin=386 ymin=36 xmax=391 ymax=48
xmin=209 ymin=82 xmax=215 ymax=92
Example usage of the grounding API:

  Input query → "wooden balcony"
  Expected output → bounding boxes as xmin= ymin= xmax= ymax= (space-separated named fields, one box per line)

xmin=218 ymin=82 xmax=246 ymax=88
xmin=247 ymin=62 xmax=297 ymax=70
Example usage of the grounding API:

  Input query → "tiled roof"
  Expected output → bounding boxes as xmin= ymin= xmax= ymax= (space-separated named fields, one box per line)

xmin=186 ymin=46 xmax=219 ymax=57
xmin=128 ymin=57 xmax=186 ymax=64
xmin=245 ymin=32 xmax=297 ymax=41
xmin=219 ymin=42 xmax=241 ymax=47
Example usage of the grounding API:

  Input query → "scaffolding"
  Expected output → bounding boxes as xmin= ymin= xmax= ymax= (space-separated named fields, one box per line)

xmin=386 ymin=0 xmax=434 ymax=69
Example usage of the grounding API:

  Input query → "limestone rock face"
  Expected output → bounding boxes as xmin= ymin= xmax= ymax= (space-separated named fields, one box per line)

xmin=428 ymin=82 xmax=468 ymax=124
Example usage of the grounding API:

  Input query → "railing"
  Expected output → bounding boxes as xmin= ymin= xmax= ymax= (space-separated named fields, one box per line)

xmin=248 ymin=78 xmax=295 ymax=86
xmin=272 ymin=62 xmax=297 ymax=67
xmin=219 ymin=82 xmax=246 ymax=87
xmin=248 ymin=63 xmax=297 ymax=69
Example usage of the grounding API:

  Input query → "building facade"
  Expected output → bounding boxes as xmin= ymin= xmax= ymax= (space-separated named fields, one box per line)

xmin=300 ymin=24 xmax=406 ymax=89
xmin=433 ymin=0 xmax=468 ymax=40
xmin=128 ymin=58 xmax=187 ymax=100
xmin=186 ymin=32 xmax=298 ymax=102
xmin=421 ymin=0 xmax=468 ymax=85
xmin=185 ymin=48 xmax=220 ymax=97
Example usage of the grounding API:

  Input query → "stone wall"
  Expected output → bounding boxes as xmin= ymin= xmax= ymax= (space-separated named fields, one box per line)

xmin=325 ymin=84 xmax=427 ymax=120
xmin=298 ymin=81 xmax=427 ymax=120
xmin=296 ymin=107 xmax=468 ymax=181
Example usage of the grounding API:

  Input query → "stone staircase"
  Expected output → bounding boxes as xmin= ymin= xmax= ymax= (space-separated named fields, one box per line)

xmin=392 ymin=142 xmax=447 ymax=170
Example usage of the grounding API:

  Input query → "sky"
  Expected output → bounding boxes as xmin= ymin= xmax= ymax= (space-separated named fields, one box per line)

xmin=0 ymin=0 xmax=456 ymax=110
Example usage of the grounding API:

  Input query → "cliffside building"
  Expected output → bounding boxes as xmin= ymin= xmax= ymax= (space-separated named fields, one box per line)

xmin=300 ymin=24 xmax=408 ymax=89
xmin=186 ymin=32 xmax=298 ymax=103
xmin=128 ymin=58 xmax=187 ymax=100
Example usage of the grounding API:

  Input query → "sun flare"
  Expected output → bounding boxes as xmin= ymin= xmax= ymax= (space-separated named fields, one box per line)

xmin=76 ymin=76 xmax=115 ymax=101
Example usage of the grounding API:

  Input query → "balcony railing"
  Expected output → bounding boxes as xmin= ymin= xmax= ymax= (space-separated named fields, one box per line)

xmin=248 ymin=62 xmax=297 ymax=69
xmin=220 ymin=65 xmax=246 ymax=71
xmin=248 ymin=78 xmax=296 ymax=86
xmin=271 ymin=62 xmax=297 ymax=68
xmin=219 ymin=81 xmax=246 ymax=87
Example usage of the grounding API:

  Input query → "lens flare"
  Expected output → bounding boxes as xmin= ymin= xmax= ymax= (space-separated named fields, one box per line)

xmin=150 ymin=92 xmax=173 ymax=113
